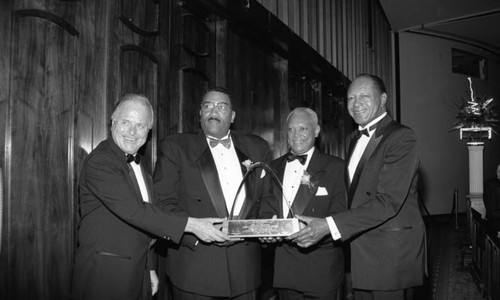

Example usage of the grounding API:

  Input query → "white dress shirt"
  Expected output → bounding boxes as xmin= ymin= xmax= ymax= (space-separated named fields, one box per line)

xmin=282 ymin=147 xmax=314 ymax=218
xmin=207 ymin=133 xmax=246 ymax=217
xmin=129 ymin=157 xmax=150 ymax=203
xmin=348 ymin=112 xmax=387 ymax=182
xmin=327 ymin=112 xmax=387 ymax=240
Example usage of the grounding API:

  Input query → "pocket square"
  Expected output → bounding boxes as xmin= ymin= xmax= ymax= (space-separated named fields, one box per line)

xmin=316 ymin=186 xmax=328 ymax=196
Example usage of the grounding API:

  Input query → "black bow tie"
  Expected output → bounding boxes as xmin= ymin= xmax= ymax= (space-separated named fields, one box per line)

xmin=126 ymin=154 xmax=140 ymax=164
xmin=357 ymin=128 xmax=369 ymax=137
xmin=208 ymin=137 xmax=231 ymax=149
xmin=355 ymin=122 xmax=380 ymax=139
xmin=286 ymin=153 xmax=307 ymax=165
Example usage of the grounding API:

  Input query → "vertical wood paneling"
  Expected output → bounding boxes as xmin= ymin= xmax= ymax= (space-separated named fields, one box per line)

xmin=174 ymin=8 xmax=215 ymax=133
xmin=277 ymin=0 xmax=288 ymax=26
xmin=8 ymin=10 xmax=77 ymax=299
xmin=309 ymin=0 xmax=318 ymax=51
xmin=0 ymin=6 xmax=11 ymax=296
xmin=225 ymin=28 xmax=278 ymax=156
xmin=341 ymin=0 xmax=348 ymax=76
xmin=318 ymin=0 xmax=325 ymax=58
xmin=289 ymin=0 xmax=300 ymax=35
xmin=112 ymin=0 xmax=162 ymax=169
xmin=300 ymin=0 xmax=308 ymax=43
xmin=119 ymin=46 xmax=159 ymax=170
xmin=75 ymin=0 xmax=108 ymax=154
xmin=215 ymin=18 xmax=227 ymax=87
xmin=274 ymin=60 xmax=290 ymax=157
xmin=259 ymin=0 xmax=393 ymax=83
xmin=323 ymin=0 xmax=332 ymax=63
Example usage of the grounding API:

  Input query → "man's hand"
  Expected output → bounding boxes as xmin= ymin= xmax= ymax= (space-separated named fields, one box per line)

xmin=259 ymin=215 xmax=282 ymax=244
xmin=214 ymin=238 xmax=243 ymax=247
xmin=185 ymin=217 xmax=230 ymax=243
xmin=259 ymin=236 xmax=282 ymax=244
xmin=150 ymin=270 xmax=159 ymax=295
xmin=287 ymin=215 xmax=330 ymax=248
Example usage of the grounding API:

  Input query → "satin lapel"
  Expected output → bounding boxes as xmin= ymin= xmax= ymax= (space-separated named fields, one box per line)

xmin=290 ymin=185 xmax=315 ymax=217
xmin=289 ymin=151 xmax=321 ymax=217
xmin=346 ymin=135 xmax=358 ymax=188
xmin=141 ymin=163 xmax=153 ymax=203
xmin=348 ymin=132 xmax=384 ymax=208
xmin=233 ymin=146 xmax=252 ymax=220
xmin=197 ymin=147 xmax=228 ymax=218
xmin=274 ymin=158 xmax=287 ymax=218
xmin=127 ymin=164 xmax=143 ymax=202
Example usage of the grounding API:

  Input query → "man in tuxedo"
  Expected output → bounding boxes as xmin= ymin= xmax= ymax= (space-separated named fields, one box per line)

xmin=153 ymin=87 xmax=271 ymax=299
xmin=290 ymin=74 xmax=426 ymax=300
xmin=72 ymin=94 xmax=229 ymax=300
xmin=484 ymin=163 xmax=500 ymax=231
xmin=259 ymin=107 xmax=346 ymax=299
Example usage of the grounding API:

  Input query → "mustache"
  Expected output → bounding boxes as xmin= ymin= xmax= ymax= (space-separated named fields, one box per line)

xmin=207 ymin=117 xmax=221 ymax=122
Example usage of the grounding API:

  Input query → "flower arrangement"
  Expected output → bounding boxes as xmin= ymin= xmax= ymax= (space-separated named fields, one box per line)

xmin=451 ymin=77 xmax=498 ymax=133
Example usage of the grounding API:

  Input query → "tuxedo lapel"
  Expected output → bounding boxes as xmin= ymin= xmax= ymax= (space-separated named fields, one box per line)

xmin=289 ymin=151 xmax=322 ymax=217
xmin=345 ymin=134 xmax=358 ymax=189
xmin=348 ymin=135 xmax=382 ymax=207
xmin=274 ymin=158 xmax=287 ymax=218
xmin=233 ymin=145 xmax=253 ymax=220
xmin=127 ymin=164 xmax=143 ymax=202
xmin=141 ymin=163 xmax=153 ymax=203
xmin=347 ymin=115 xmax=393 ymax=208
xmin=289 ymin=185 xmax=314 ymax=217
xmin=197 ymin=144 xmax=229 ymax=218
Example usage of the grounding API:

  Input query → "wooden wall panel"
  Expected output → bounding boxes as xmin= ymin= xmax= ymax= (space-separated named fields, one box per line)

xmin=288 ymin=0 xmax=300 ymax=33
xmin=1 ymin=0 xmax=171 ymax=299
xmin=6 ymin=8 xmax=78 ymax=299
xmin=166 ymin=3 xmax=216 ymax=137
xmin=109 ymin=0 xmax=164 ymax=169
xmin=0 ymin=5 xmax=11 ymax=290
xmin=75 ymin=0 xmax=108 ymax=155
xmin=258 ymin=0 xmax=393 ymax=86
xmin=119 ymin=46 xmax=159 ymax=170
xmin=225 ymin=30 xmax=278 ymax=156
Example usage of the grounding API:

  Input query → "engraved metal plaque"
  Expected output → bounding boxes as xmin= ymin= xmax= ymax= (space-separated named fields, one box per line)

xmin=222 ymin=218 xmax=300 ymax=238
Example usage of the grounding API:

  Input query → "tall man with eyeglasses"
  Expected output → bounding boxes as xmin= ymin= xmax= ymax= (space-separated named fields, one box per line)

xmin=154 ymin=87 xmax=271 ymax=299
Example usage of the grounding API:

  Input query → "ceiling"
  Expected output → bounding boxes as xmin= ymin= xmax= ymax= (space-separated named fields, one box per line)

xmin=378 ymin=0 xmax=500 ymax=55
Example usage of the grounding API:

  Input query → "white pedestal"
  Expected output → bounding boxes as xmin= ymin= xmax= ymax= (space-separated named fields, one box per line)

xmin=466 ymin=142 xmax=486 ymax=218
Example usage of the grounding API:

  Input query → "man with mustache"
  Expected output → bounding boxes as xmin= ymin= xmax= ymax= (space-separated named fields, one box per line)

xmin=154 ymin=87 xmax=271 ymax=299
xmin=72 ymin=94 xmax=228 ymax=300
xmin=289 ymin=74 xmax=426 ymax=300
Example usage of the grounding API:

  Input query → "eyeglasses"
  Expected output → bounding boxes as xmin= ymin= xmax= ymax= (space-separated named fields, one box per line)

xmin=200 ymin=102 xmax=232 ymax=111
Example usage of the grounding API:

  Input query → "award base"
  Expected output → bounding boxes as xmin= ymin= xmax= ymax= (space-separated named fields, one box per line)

xmin=222 ymin=218 xmax=300 ymax=238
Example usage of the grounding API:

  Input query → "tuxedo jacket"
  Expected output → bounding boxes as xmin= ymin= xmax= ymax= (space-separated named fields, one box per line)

xmin=72 ymin=138 xmax=187 ymax=300
xmin=333 ymin=115 xmax=426 ymax=290
xmin=259 ymin=149 xmax=346 ymax=293
xmin=153 ymin=130 xmax=271 ymax=297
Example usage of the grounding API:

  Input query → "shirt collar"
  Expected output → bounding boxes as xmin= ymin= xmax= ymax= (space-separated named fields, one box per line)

xmin=359 ymin=112 xmax=387 ymax=131
xmin=290 ymin=147 xmax=315 ymax=167
xmin=206 ymin=131 xmax=230 ymax=141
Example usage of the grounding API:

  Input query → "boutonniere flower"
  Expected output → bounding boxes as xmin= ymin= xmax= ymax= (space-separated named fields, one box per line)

xmin=300 ymin=170 xmax=313 ymax=189
xmin=242 ymin=159 xmax=253 ymax=172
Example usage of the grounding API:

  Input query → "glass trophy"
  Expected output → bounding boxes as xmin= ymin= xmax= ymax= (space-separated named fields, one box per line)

xmin=221 ymin=162 xmax=300 ymax=238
